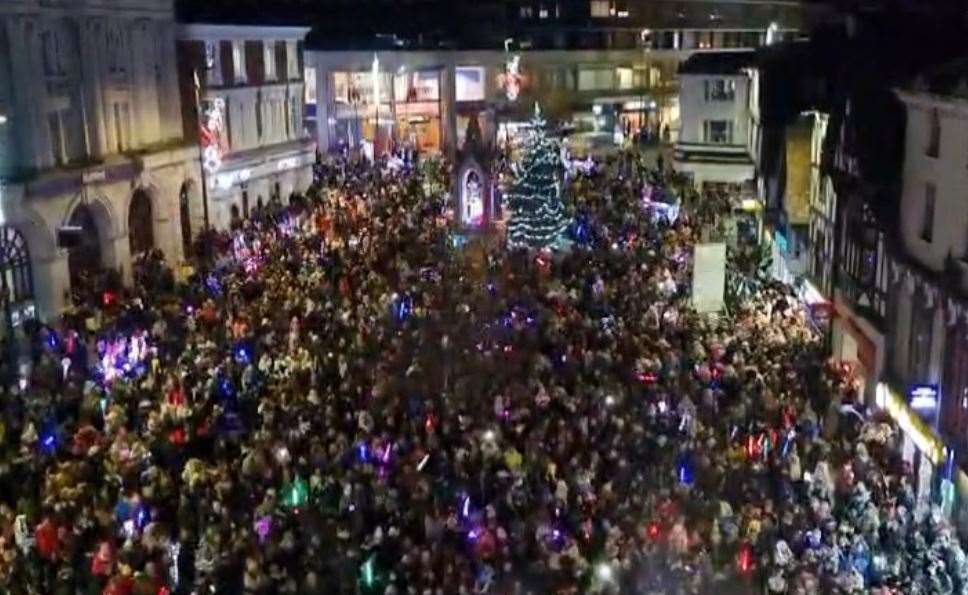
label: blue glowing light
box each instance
[677,455,694,486]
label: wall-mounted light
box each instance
[0,114,7,125]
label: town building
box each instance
[306,1,809,160]
[175,23,315,232]
[0,0,198,330]
[884,62,968,514]
[672,50,755,191]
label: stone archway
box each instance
[128,188,154,257]
[66,204,103,293]
[179,182,193,259]
[0,226,33,335]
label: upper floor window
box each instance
[520,5,534,18]
[456,66,486,102]
[703,120,734,144]
[204,41,222,86]
[927,108,940,158]
[578,68,613,91]
[590,1,627,17]
[921,182,936,243]
[105,24,128,79]
[616,67,633,90]
[232,41,247,83]
[204,41,217,70]
[286,41,299,80]
[704,79,736,102]
[264,41,277,81]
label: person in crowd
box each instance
[0,150,964,595]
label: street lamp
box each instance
[372,54,380,159]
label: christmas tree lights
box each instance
[506,105,569,249]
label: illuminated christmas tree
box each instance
[506,105,569,249]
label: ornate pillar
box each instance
[81,17,108,157]
[6,16,51,169]
[440,55,458,158]
[158,21,182,142]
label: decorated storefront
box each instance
[876,383,958,515]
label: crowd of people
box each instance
[0,151,965,595]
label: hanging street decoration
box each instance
[200,98,227,174]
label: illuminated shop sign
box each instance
[909,384,939,411]
[876,383,946,465]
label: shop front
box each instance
[876,382,954,514]
[327,67,444,157]
[208,146,315,230]
[832,296,884,402]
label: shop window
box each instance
[921,183,936,243]
[456,67,486,102]
[704,79,736,102]
[703,120,733,144]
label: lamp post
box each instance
[192,69,212,231]
[372,54,380,159]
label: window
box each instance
[456,66,486,102]
[286,41,298,80]
[616,67,633,90]
[204,41,217,70]
[47,112,65,165]
[112,102,131,152]
[590,0,610,17]
[520,5,534,18]
[590,0,627,17]
[908,294,934,381]
[204,41,221,86]
[263,41,276,81]
[703,120,734,144]
[927,108,940,158]
[704,79,736,102]
[539,4,549,18]
[233,41,247,83]
[921,183,936,242]
[578,68,613,91]
[0,226,33,309]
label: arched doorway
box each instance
[179,183,193,259]
[128,189,154,257]
[67,204,103,294]
[0,226,33,335]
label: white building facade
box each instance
[0,0,199,328]
[176,25,315,232]
[889,86,968,463]
[672,50,755,190]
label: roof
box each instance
[177,23,311,41]
[678,50,757,75]
[908,57,968,99]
